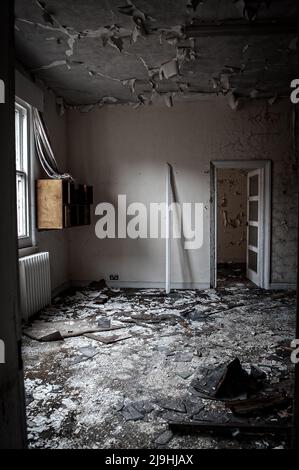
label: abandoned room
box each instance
[0,0,299,452]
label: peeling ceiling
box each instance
[15,0,298,108]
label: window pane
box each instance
[15,101,30,242]
[249,225,258,247]
[248,250,258,273]
[15,108,21,171]
[249,200,258,221]
[22,107,28,169]
[249,175,259,197]
[16,173,27,238]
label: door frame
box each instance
[210,160,271,289]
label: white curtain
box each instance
[33,108,73,181]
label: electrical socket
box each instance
[109,274,119,281]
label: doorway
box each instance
[210,161,271,289]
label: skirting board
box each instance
[71,280,210,290]
[52,281,296,296]
[269,283,296,290]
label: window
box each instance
[15,100,33,247]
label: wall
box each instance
[0,1,27,449]
[217,169,248,264]
[35,89,69,293]
[66,97,297,287]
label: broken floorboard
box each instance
[169,421,292,438]
[23,320,127,342]
[225,394,291,415]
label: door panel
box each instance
[249,200,259,221]
[249,225,258,247]
[248,249,258,273]
[247,169,262,286]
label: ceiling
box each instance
[15,0,298,109]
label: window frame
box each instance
[15,97,35,249]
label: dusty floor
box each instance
[22,267,296,449]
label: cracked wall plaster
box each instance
[217,169,248,264]
[272,160,298,284]
[64,98,297,286]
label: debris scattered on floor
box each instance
[22,267,296,449]
[121,404,145,421]
[156,398,186,413]
[190,357,265,400]
[84,333,132,344]
[155,429,173,446]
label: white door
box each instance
[246,169,263,286]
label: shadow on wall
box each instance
[169,164,193,283]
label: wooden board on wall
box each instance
[37,179,63,230]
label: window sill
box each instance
[18,245,39,259]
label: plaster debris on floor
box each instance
[22,268,296,449]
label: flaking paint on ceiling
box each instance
[15,0,297,109]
